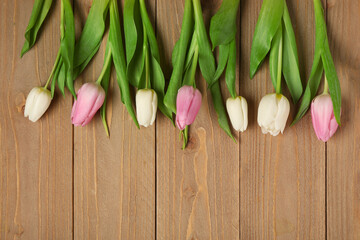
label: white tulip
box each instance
[257,93,290,136]
[24,87,52,122]
[226,96,248,132]
[136,89,158,127]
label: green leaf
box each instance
[210,81,235,141]
[21,0,52,57]
[60,0,76,97]
[100,45,112,137]
[282,3,303,103]
[73,0,109,76]
[57,62,66,95]
[269,24,283,90]
[150,55,173,120]
[250,0,284,78]
[292,0,341,125]
[124,0,145,88]
[213,44,230,82]
[192,0,216,85]
[51,62,61,98]
[291,54,323,125]
[209,0,240,49]
[164,0,194,113]
[225,39,237,98]
[109,0,139,128]
[124,0,142,65]
[322,42,341,124]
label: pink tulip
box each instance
[311,94,339,142]
[176,85,202,130]
[71,83,105,126]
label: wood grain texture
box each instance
[0,0,73,239]
[326,0,360,239]
[239,0,325,239]
[1,0,360,239]
[73,0,155,239]
[156,0,240,239]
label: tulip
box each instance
[24,87,52,122]
[176,85,202,130]
[226,96,248,132]
[311,93,339,142]
[71,82,105,126]
[136,89,158,127]
[257,93,290,136]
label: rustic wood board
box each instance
[0,1,73,239]
[0,0,359,239]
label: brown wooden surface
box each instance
[0,0,359,239]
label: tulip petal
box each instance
[185,88,202,126]
[275,95,290,134]
[71,83,101,125]
[136,89,158,127]
[241,97,248,132]
[29,90,52,122]
[24,87,40,118]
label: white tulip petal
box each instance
[258,93,290,136]
[24,87,40,118]
[29,90,52,122]
[275,96,290,133]
[136,89,158,127]
[258,94,277,127]
[150,91,158,126]
[24,87,52,122]
[226,97,248,132]
[240,97,248,132]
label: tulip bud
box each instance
[176,85,202,130]
[71,83,105,126]
[311,93,339,142]
[136,89,158,127]
[226,96,248,132]
[24,87,52,122]
[257,93,290,136]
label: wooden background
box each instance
[1,0,359,239]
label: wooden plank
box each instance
[326,0,360,239]
[156,0,240,239]
[239,0,325,239]
[73,0,156,239]
[0,0,73,239]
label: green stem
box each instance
[44,49,61,89]
[143,24,150,89]
[192,0,202,26]
[60,0,65,39]
[323,75,329,94]
[181,126,189,150]
[276,32,283,94]
[184,44,199,87]
[96,50,112,85]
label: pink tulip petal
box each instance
[185,89,202,125]
[81,93,105,126]
[175,86,202,130]
[71,83,105,126]
[311,94,339,142]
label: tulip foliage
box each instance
[292,0,341,125]
[250,0,303,104]
[21,0,342,146]
[124,0,172,121]
[164,0,235,148]
[21,0,52,57]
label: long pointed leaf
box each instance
[109,0,139,128]
[209,0,240,49]
[250,0,284,78]
[282,3,303,103]
[164,0,194,113]
[21,0,52,57]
